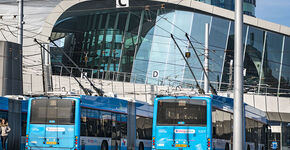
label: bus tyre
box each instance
[225,143,229,150]
[101,141,108,150]
[247,145,250,150]
[261,146,264,150]
[139,142,144,150]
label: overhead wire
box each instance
[0,22,50,41]
[1,3,227,55]
[55,3,221,76]
[130,6,224,71]
[0,28,8,41]
[0,0,244,55]
[1,2,285,82]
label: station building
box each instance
[0,0,290,149]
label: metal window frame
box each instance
[117,12,131,72]
[277,35,286,96]
[257,31,267,94]
[218,21,231,91]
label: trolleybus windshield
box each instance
[157,99,207,126]
[30,99,75,125]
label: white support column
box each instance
[18,0,23,48]
[204,23,209,93]
[233,0,244,149]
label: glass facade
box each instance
[196,0,256,16]
[50,0,290,96]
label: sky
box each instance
[255,0,290,27]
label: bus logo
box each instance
[31,128,39,131]
[174,129,195,134]
[46,127,65,132]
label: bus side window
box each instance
[136,116,144,139]
[87,109,99,137]
[146,118,153,140]
[212,108,217,138]
[22,113,27,136]
[100,111,112,138]
[115,113,121,138]
[121,114,127,139]
[216,110,224,139]
[81,108,88,136]
[223,112,231,140]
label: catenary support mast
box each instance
[233,0,244,150]
[204,23,209,93]
[18,0,23,47]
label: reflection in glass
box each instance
[208,17,230,88]
[260,32,283,94]
[279,36,290,96]
[49,1,289,95]
[243,27,266,91]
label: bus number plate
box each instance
[175,144,187,147]
[46,141,57,145]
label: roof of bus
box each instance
[211,95,267,123]
[29,95,153,116]
[155,95,267,124]
[135,100,153,118]
[0,96,28,112]
[81,96,153,117]
[0,97,8,111]
[80,95,128,114]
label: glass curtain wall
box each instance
[280,37,290,96]
[50,0,290,96]
[195,0,256,16]
[243,27,266,92]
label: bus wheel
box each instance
[247,145,250,150]
[225,143,229,150]
[261,146,264,150]
[101,141,108,150]
[139,142,144,150]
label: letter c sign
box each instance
[116,0,129,8]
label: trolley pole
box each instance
[233,0,244,150]
[18,0,23,48]
[204,23,209,93]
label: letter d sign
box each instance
[116,0,129,8]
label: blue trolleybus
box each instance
[0,96,28,150]
[25,95,153,150]
[152,95,268,150]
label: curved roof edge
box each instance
[39,0,290,42]
[170,0,290,35]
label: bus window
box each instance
[87,109,99,137]
[136,116,152,140]
[100,111,112,137]
[81,108,88,136]
[157,99,207,126]
[223,112,231,139]
[212,108,217,138]
[121,114,127,138]
[21,113,27,136]
[30,99,75,125]
[215,110,224,139]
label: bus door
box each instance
[28,99,76,149]
[112,113,121,150]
